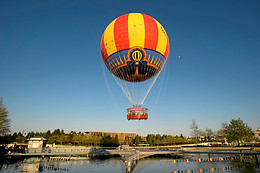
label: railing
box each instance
[25,147,92,154]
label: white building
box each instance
[254,128,260,140]
[27,137,46,149]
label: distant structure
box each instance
[85,131,137,144]
[255,128,260,140]
[27,137,47,152]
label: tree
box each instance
[223,118,253,145]
[87,135,101,146]
[0,97,11,135]
[133,135,142,146]
[114,134,119,145]
[77,133,86,145]
[65,133,73,144]
[44,130,52,140]
[204,128,214,142]
[47,136,55,144]
[15,132,26,143]
[52,129,61,136]
[190,120,201,139]
[147,134,155,146]
[100,135,119,147]
[58,134,66,144]
[215,123,228,144]
[26,131,35,139]
[124,136,130,145]
[72,133,80,145]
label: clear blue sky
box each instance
[1,0,259,136]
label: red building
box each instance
[85,131,137,144]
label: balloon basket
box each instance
[127,107,148,120]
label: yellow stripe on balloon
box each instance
[113,60,117,67]
[156,60,159,66]
[150,57,154,64]
[153,58,157,64]
[155,20,168,56]
[158,61,162,67]
[103,19,117,57]
[116,58,120,65]
[128,13,145,48]
[119,56,123,64]
[110,62,113,68]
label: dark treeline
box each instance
[1,119,256,147]
[146,134,197,146]
[0,129,118,147]
[0,129,197,147]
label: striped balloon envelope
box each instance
[101,13,170,82]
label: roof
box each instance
[85,131,136,135]
[27,137,46,141]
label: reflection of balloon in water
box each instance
[101,13,170,120]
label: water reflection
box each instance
[23,163,40,172]
[134,159,260,173]
[22,163,70,172]
[0,155,259,173]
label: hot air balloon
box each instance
[101,13,169,120]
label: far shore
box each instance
[43,144,260,152]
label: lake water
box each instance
[1,155,260,173]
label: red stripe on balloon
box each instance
[164,36,170,59]
[114,13,129,51]
[142,13,158,50]
[100,34,108,61]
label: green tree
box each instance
[0,97,11,135]
[64,133,72,144]
[78,133,86,145]
[223,118,253,145]
[87,135,101,146]
[133,135,142,146]
[44,130,52,140]
[26,131,35,138]
[72,133,80,145]
[100,135,119,147]
[124,136,130,145]
[47,136,55,144]
[58,134,66,144]
[147,134,155,146]
[154,134,161,145]
[52,129,61,136]
[115,134,119,145]
[161,135,167,145]
[15,132,26,143]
